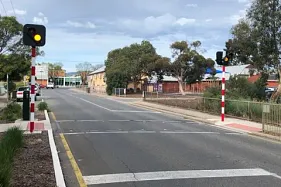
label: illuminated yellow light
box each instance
[34,34,41,42]
[224,57,229,61]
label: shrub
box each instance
[37,101,48,111]
[0,103,22,122]
[203,86,221,98]
[0,127,23,187]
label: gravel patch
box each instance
[10,131,56,187]
[35,111,46,121]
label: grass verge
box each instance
[0,127,23,187]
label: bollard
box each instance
[22,90,30,120]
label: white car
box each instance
[46,82,54,89]
[16,86,37,102]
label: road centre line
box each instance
[68,93,161,113]
[83,168,278,185]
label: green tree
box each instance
[105,40,161,93]
[0,16,44,81]
[169,41,215,95]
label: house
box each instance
[146,75,179,93]
[248,73,279,89]
[88,66,106,93]
[185,64,256,93]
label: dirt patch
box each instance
[35,111,46,121]
[10,131,56,187]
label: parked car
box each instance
[16,86,37,102]
[39,84,46,89]
[35,84,41,96]
[46,82,54,89]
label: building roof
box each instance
[203,64,253,81]
[148,75,178,83]
[89,66,106,75]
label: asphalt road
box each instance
[44,88,281,187]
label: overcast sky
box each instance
[1,0,251,72]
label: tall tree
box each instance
[169,41,214,95]
[0,16,44,81]
[227,0,281,101]
[76,62,93,85]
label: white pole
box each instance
[6,73,8,102]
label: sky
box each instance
[1,0,252,72]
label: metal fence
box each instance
[144,92,281,138]
[114,88,126,97]
[262,103,281,138]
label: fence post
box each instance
[203,97,205,112]
[248,101,250,120]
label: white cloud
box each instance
[118,13,196,35]
[7,9,26,15]
[205,19,212,22]
[32,12,48,24]
[228,9,247,24]
[185,3,198,7]
[38,12,44,16]
[175,18,196,26]
[33,17,48,24]
[66,20,96,29]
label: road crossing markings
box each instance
[82,168,278,185]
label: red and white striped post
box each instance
[30,46,36,132]
[221,65,226,122]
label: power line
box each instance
[9,0,16,17]
[37,58,104,64]
[0,0,7,16]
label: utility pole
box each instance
[6,73,9,102]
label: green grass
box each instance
[0,127,23,187]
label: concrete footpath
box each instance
[0,110,51,133]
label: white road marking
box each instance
[83,168,275,185]
[108,120,131,122]
[56,120,75,122]
[80,120,104,122]
[63,131,234,135]
[112,110,161,113]
[79,97,113,111]
[130,130,156,133]
[224,132,246,135]
[86,131,129,134]
[68,93,161,113]
[160,131,220,134]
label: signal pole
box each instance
[23,23,46,133]
[221,65,225,122]
[30,46,36,132]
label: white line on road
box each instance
[62,131,228,135]
[83,168,275,185]
[79,97,113,111]
[68,93,161,113]
[160,131,220,134]
[111,110,161,113]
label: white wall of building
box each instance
[35,64,49,79]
